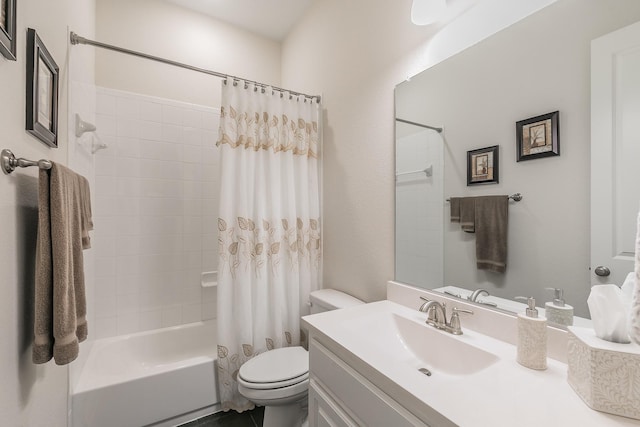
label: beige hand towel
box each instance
[474,195,508,273]
[79,175,93,249]
[33,163,92,365]
[450,197,461,223]
[459,197,476,233]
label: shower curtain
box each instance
[215,79,321,411]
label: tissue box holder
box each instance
[567,326,640,420]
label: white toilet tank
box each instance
[309,289,364,314]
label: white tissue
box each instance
[622,272,635,300]
[587,284,631,344]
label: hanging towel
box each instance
[630,207,640,345]
[474,195,509,273]
[79,174,93,249]
[450,197,461,223]
[459,197,476,233]
[33,163,93,365]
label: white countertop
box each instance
[303,300,640,427]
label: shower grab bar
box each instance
[396,165,433,178]
[1,149,52,175]
[445,193,523,202]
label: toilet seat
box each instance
[238,347,310,403]
[238,347,309,390]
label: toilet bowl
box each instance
[238,346,309,427]
[237,289,364,427]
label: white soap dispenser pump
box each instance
[515,296,547,370]
[544,287,574,326]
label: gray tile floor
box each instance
[179,407,264,427]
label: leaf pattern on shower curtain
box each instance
[218,103,318,158]
[216,79,321,412]
[218,216,321,278]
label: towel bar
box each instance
[1,149,52,175]
[446,193,523,202]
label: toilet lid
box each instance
[238,346,308,384]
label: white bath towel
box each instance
[631,206,640,345]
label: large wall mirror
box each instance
[395,0,640,324]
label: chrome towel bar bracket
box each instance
[1,149,52,175]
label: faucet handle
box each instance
[449,307,474,335]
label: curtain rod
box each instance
[395,118,443,133]
[69,32,321,102]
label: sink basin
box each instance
[391,314,499,376]
[343,310,499,376]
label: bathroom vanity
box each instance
[302,283,640,427]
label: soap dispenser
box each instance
[515,297,547,370]
[544,287,574,326]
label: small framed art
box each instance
[516,111,559,161]
[467,145,499,186]
[0,0,16,60]
[26,28,59,148]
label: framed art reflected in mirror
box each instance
[516,111,560,161]
[467,145,499,185]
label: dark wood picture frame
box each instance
[0,0,17,60]
[516,111,559,161]
[467,145,499,186]
[26,28,59,148]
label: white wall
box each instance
[95,0,282,108]
[0,0,95,425]
[282,0,556,302]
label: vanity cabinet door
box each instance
[309,379,358,427]
[309,338,429,427]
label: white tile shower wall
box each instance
[395,129,444,288]
[92,86,220,338]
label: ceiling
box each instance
[165,0,314,41]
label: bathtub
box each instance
[72,320,219,427]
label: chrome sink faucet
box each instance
[467,289,498,308]
[468,288,489,302]
[419,297,473,335]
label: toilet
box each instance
[237,289,364,427]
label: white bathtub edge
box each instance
[146,403,222,427]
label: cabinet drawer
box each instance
[309,339,428,427]
[309,379,358,427]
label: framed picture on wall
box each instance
[467,145,499,185]
[0,0,16,60]
[26,28,59,148]
[516,111,559,161]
